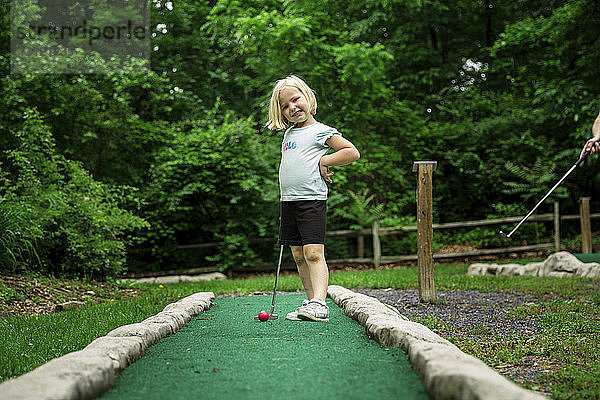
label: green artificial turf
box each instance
[100,294,429,400]
[572,253,600,263]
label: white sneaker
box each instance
[297,299,329,322]
[285,299,309,321]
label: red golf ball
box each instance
[258,311,269,321]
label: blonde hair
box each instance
[267,75,318,130]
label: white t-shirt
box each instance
[279,122,340,201]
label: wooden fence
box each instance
[148,199,597,275]
[125,158,597,278]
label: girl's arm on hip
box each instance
[321,134,360,167]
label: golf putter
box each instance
[255,244,284,320]
[499,140,599,240]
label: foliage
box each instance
[332,189,385,230]
[0,192,41,271]
[0,0,599,273]
[503,158,568,203]
[0,109,148,277]
[0,70,194,186]
[140,110,280,272]
[0,281,25,303]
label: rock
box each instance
[467,251,600,279]
[0,350,115,400]
[85,336,146,371]
[130,277,157,284]
[575,264,600,278]
[106,323,163,348]
[178,272,227,282]
[466,263,488,275]
[485,264,501,275]
[523,262,543,275]
[121,272,227,285]
[540,252,581,275]
[152,276,181,284]
[547,271,571,278]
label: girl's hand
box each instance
[319,158,334,183]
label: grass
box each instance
[1,263,599,399]
[445,295,600,398]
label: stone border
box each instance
[0,292,215,400]
[468,251,600,278]
[121,272,227,284]
[327,285,547,400]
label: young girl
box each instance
[267,75,360,322]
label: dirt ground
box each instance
[0,274,140,316]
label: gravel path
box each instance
[354,288,557,393]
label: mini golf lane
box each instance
[99,294,429,400]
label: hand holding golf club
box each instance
[501,110,600,240]
[579,110,600,160]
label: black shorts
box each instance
[278,200,327,246]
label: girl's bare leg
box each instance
[301,244,329,301]
[290,245,313,300]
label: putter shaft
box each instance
[501,149,591,239]
[255,245,284,321]
[269,245,284,315]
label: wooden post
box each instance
[372,219,381,268]
[554,201,560,251]
[413,161,437,303]
[580,197,592,253]
[357,235,364,259]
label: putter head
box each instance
[498,230,511,241]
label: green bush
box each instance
[0,108,148,277]
[138,111,280,273]
[0,185,42,270]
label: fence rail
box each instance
[174,209,595,273]
[175,213,599,249]
[124,201,597,277]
